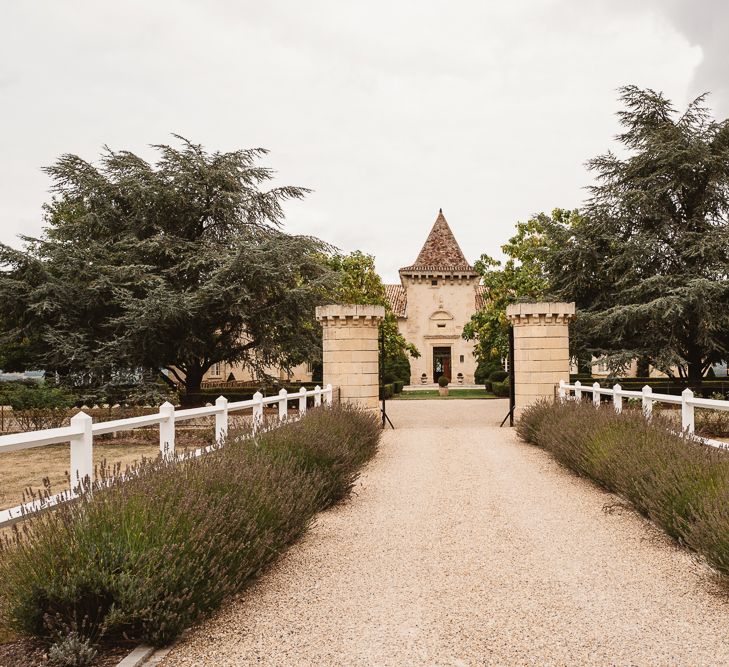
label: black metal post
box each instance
[500,324,516,428]
[509,324,515,426]
[379,324,394,429]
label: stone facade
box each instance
[506,302,575,408]
[315,304,385,409]
[385,210,484,386]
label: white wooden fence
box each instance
[0,385,333,528]
[558,380,729,449]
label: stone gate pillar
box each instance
[506,302,575,408]
[315,305,385,410]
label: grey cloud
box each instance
[0,1,709,282]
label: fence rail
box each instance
[0,385,333,528]
[558,380,729,450]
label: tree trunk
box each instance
[686,347,704,387]
[184,365,205,395]
[636,355,650,377]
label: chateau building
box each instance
[200,209,483,388]
[385,210,484,386]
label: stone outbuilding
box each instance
[385,210,484,386]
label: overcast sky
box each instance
[1,1,725,282]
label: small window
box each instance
[210,362,221,376]
[437,323,446,328]
[431,279,438,286]
[460,355,464,363]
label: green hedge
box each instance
[569,375,729,398]
[517,400,729,579]
[475,360,503,386]
[492,378,510,397]
[379,384,394,400]
[393,381,404,394]
[0,405,380,647]
[183,384,318,406]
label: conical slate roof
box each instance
[400,209,475,273]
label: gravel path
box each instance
[163,399,729,666]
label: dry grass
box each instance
[0,431,208,512]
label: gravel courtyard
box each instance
[163,399,729,666]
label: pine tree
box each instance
[0,137,335,393]
[547,87,729,381]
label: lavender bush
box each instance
[0,404,380,646]
[518,400,729,575]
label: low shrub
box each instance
[488,370,508,383]
[0,383,74,431]
[379,384,394,399]
[393,381,404,394]
[518,400,729,575]
[492,379,510,397]
[696,409,729,438]
[475,360,503,385]
[437,375,449,388]
[382,354,411,385]
[0,404,380,646]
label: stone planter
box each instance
[438,387,449,397]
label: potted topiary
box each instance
[438,375,449,397]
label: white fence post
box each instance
[314,385,322,407]
[592,382,601,408]
[278,388,288,422]
[324,383,333,406]
[70,411,93,494]
[215,395,228,443]
[574,380,582,401]
[159,401,175,457]
[253,391,264,434]
[681,388,695,434]
[613,383,622,414]
[642,385,653,419]
[299,388,307,417]
[558,380,566,402]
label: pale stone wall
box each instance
[202,360,312,384]
[315,304,385,410]
[506,302,575,408]
[397,275,479,385]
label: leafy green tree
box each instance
[0,137,336,393]
[546,87,729,382]
[326,250,419,364]
[463,209,579,362]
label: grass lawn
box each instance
[392,389,499,400]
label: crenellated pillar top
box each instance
[315,304,385,327]
[506,302,575,325]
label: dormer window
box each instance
[437,323,446,328]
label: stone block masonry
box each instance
[315,305,385,410]
[506,302,575,410]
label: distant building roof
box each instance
[384,284,407,317]
[475,284,487,310]
[400,209,476,274]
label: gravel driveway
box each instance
[163,399,729,666]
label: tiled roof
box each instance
[475,284,487,310]
[400,210,475,273]
[384,284,407,317]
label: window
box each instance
[460,355,464,363]
[431,279,438,286]
[437,323,446,328]
[210,362,221,376]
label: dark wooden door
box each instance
[433,347,452,383]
